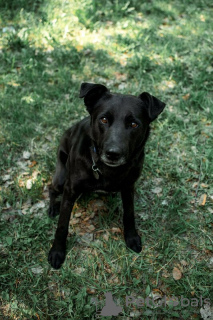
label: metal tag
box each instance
[92,165,100,180]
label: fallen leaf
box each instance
[200,14,205,22]
[23,151,31,160]
[162,269,170,278]
[172,267,182,280]
[201,183,208,188]
[208,257,213,269]
[151,187,162,194]
[86,288,96,294]
[161,200,168,205]
[74,210,82,218]
[180,260,188,267]
[7,81,20,87]
[28,160,37,168]
[182,93,190,100]
[166,296,179,307]
[192,182,198,188]
[206,66,213,73]
[2,175,11,182]
[70,218,80,225]
[114,72,127,81]
[199,194,207,206]
[83,216,90,222]
[89,199,106,212]
[32,170,39,179]
[103,232,109,241]
[200,303,213,320]
[78,233,94,244]
[130,311,142,318]
[21,201,31,215]
[108,275,120,284]
[74,267,85,274]
[31,266,44,274]
[26,179,33,189]
[30,201,45,213]
[87,224,95,232]
[111,227,122,234]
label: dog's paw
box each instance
[125,232,142,253]
[48,246,66,269]
[48,203,60,218]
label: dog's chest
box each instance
[89,170,131,193]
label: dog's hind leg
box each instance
[48,148,68,217]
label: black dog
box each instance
[48,83,166,269]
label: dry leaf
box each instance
[161,200,168,205]
[87,224,95,232]
[83,216,90,222]
[26,179,33,190]
[32,171,39,179]
[2,175,11,182]
[199,194,207,206]
[182,93,190,100]
[162,269,170,278]
[21,200,31,214]
[86,288,96,294]
[74,267,85,274]
[23,151,31,160]
[200,304,213,320]
[103,233,109,241]
[201,183,208,188]
[74,210,82,218]
[180,260,188,267]
[209,195,213,203]
[31,266,44,274]
[28,160,37,168]
[89,199,106,212]
[108,275,120,284]
[111,227,122,233]
[30,201,45,213]
[172,267,182,280]
[151,187,162,194]
[70,218,80,225]
[166,296,179,307]
[192,182,198,188]
[200,14,205,22]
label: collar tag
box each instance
[91,146,102,179]
[92,164,100,180]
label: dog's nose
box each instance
[105,148,121,161]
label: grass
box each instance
[0,0,213,319]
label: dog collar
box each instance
[91,146,102,179]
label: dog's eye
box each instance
[131,122,138,128]
[100,117,108,124]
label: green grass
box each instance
[0,0,213,319]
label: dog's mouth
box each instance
[101,155,126,168]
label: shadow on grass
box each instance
[0,0,46,17]
[0,44,120,163]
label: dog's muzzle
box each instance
[101,147,126,167]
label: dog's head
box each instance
[80,83,165,167]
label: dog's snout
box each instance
[105,148,121,161]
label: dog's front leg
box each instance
[48,180,77,269]
[121,185,142,253]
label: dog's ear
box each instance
[139,92,166,122]
[79,83,109,113]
